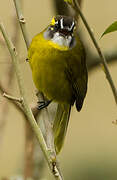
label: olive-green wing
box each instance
[66,55,88,111]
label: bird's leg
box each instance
[37,100,52,110]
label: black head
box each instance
[44,15,76,48]
[50,15,76,36]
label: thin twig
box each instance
[0,82,39,118]
[3,92,23,103]
[13,0,30,49]
[0,22,63,180]
[69,0,117,105]
[0,83,26,116]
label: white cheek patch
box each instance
[60,18,64,29]
[52,32,74,48]
[68,21,75,31]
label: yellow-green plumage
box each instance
[28,16,88,153]
[28,31,87,105]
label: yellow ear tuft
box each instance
[51,16,56,26]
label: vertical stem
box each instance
[13,0,30,49]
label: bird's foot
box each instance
[37,100,52,110]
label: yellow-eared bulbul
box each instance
[28,15,88,154]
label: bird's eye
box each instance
[49,24,58,31]
[50,26,54,31]
[49,25,54,31]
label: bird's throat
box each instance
[44,31,76,49]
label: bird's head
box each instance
[44,15,76,48]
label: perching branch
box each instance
[0,21,63,180]
[0,82,40,119]
[67,0,117,105]
[0,83,26,121]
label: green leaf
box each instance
[101,21,117,38]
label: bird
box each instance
[28,15,88,154]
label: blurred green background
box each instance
[0,0,117,179]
